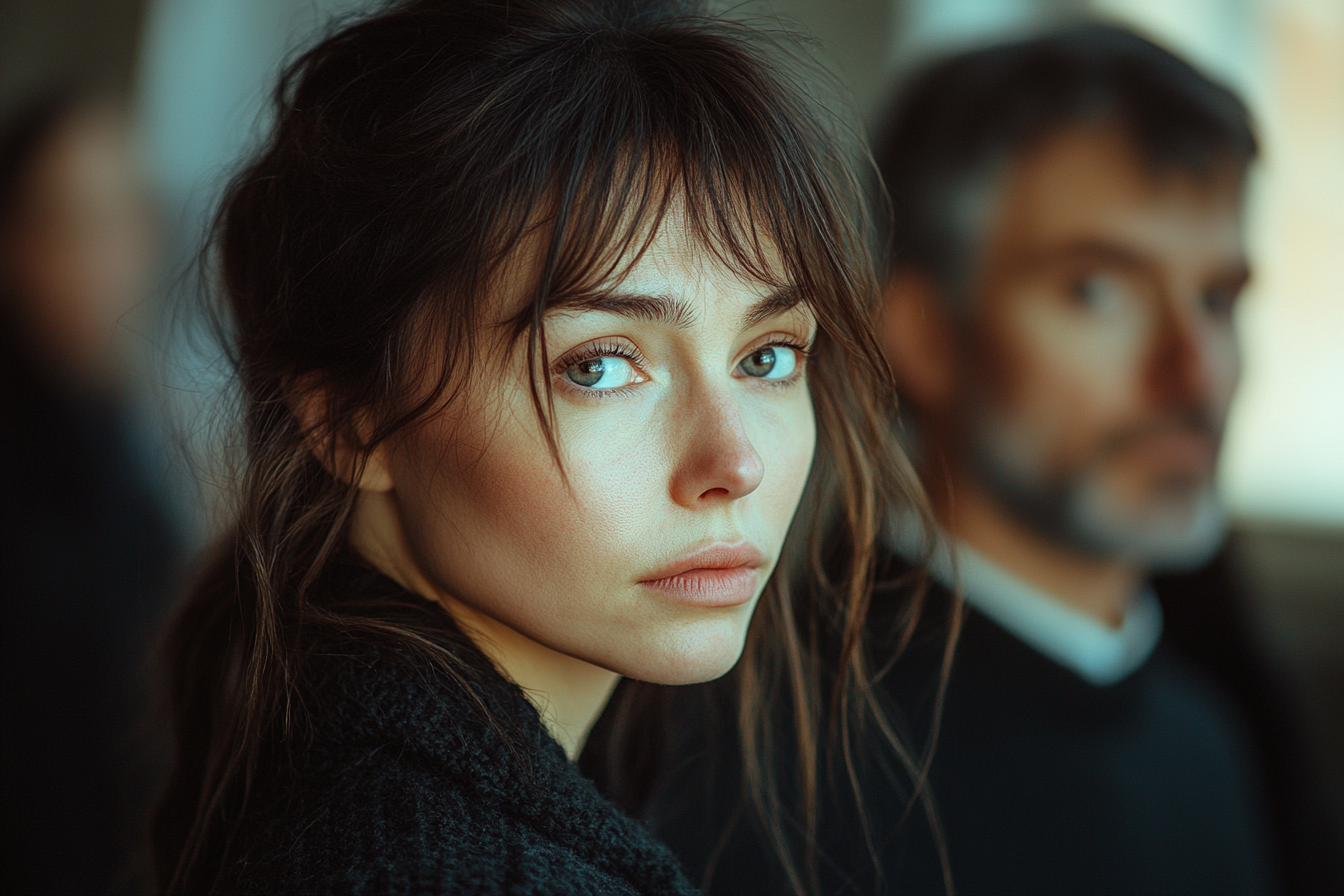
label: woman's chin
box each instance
[605,619,751,686]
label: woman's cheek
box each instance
[705,390,812,556]
[441,397,659,576]
[394,403,562,556]
[558,424,669,535]
[781,412,817,518]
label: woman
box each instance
[153,1,933,893]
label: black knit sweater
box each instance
[215,564,695,895]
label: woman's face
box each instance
[379,216,817,685]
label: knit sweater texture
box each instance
[217,564,695,896]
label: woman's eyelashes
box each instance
[565,355,642,390]
[736,341,806,382]
[555,340,648,395]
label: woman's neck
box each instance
[350,489,620,759]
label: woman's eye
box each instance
[737,346,799,380]
[564,355,639,390]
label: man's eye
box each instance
[564,356,638,390]
[1202,285,1239,318]
[1072,273,1133,313]
[737,346,800,380]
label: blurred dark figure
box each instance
[1151,550,1344,895]
[590,23,1339,895]
[0,90,182,894]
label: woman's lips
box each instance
[638,542,766,608]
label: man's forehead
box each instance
[989,122,1247,268]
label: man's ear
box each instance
[289,378,395,493]
[876,268,958,414]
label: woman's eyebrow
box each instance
[549,287,801,329]
[552,292,699,328]
[742,287,802,327]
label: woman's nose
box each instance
[668,392,765,508]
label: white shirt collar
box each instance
[890,517,1163,687]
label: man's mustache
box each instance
[1096,409,1222,460]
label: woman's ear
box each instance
[876,269,957,414]
[289,378,395,493]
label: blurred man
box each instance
[864,21,1270,895]
[869,22,1341,896]
[604,24,1304,896]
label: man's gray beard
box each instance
[963,410,1229,573]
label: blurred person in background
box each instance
[869,22,1341,896]
[609,22,1340,896]
[0,89,183,894]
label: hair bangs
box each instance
[471,27,887,463]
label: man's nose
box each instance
[668,389,765,508]
[1146,301,1223,409]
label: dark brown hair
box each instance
[153,1,945,892]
